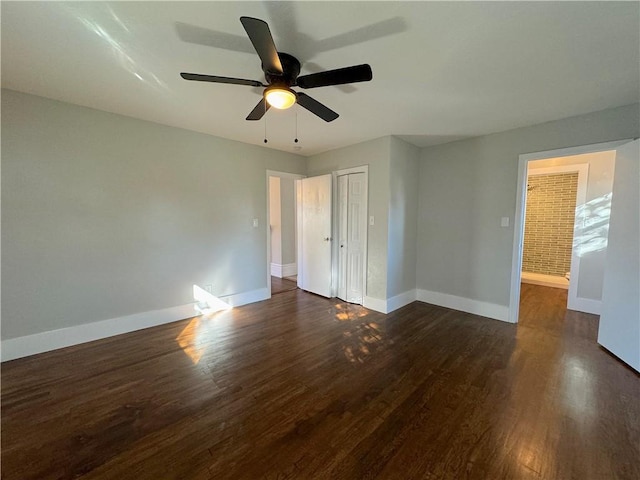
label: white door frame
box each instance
[266,170,305,298]
[508,139,631,324]
[332,165,369,301]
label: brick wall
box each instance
[523,173,578,276]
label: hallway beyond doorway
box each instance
[271,276,297,295]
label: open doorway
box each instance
[509,140,628,324]
[519,151,615,319]
[266,171,304,296]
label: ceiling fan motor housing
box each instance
[264,52,301,86]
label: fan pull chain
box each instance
[294,106,299,144]
[263,100,268,144]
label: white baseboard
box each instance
[363,289,417,314]
[386,289,417,313]
[521,271,569,289]
[1,287,271,362]
[568,296,601,315]
[416,289,511,323]
[1,303,198,362]
[270,263,297,278]
[220,287,270,307]
[270,263,280,277]
[282,263,297,278]
[363,296,388,314]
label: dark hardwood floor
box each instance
[2,284,638,479]
[271,276,298,295]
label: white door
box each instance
[598,139,640,372]
[337,175,349,300]
[337,172,368,304]
[299,174,332,297]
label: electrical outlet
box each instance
[205,284,213,293]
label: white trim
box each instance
[386,289,417,313]
[509,153,529,323]
[334,165,370,176]
[270,262,297,278]
[220,287,270,307]
[519,140,630,163]
[362,290,417,314]
[266,170,306,180]
[417,289,511,323]
[1,286,271,362]
[568,297,601,316]
[521,272,569,289]
[363,295,388,314]
[509,139,633,324]
[1,303,198,362]
[281,263,297,278]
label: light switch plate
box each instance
[369,216,375,226]
[501,217,510,227]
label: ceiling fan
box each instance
[180,17,373,122]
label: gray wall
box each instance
[4,88,637,343]
[388,137,419,297]
[417,104,639,307]
[307,136,391,300]
[279,177,296,266]
[2,89,305,339]
[528,151,616,301]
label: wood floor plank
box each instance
[271,276,298,295]
[2,284,639,479]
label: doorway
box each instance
[521,161,590,311]
[266,171,304,297]
[509,140,627,323]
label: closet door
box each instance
[337,172,368,304]
[337,175,349,300]
[345,173,367,303]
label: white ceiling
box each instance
[2,1,639,156]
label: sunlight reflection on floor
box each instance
[175,286,233,364]
[334,303,387,364]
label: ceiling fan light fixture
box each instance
[265,86,296,109]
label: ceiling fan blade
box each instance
[296,64,372,89]
[180,72,264,87]
[239,17,283,75]
[296,92,339,122]
[246,98,270,121]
